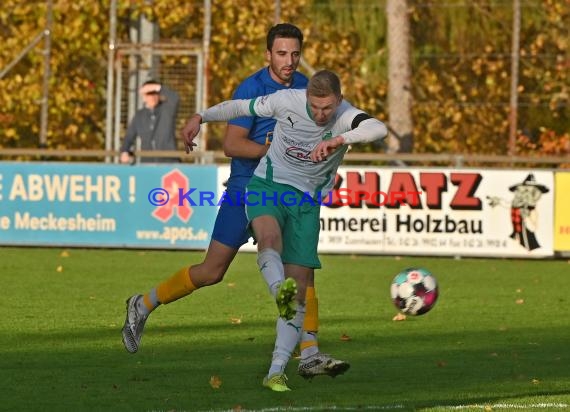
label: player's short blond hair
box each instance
[307,70,341,98]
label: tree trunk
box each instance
[387,0,413,154]
[508,0,521,156]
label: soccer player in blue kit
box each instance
[122,23,349,382]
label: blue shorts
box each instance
[211,189,250,249]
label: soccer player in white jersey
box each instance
[182,69,388,391]
[121,24,348,382]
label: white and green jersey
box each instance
[201,88,387,198]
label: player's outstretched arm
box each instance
[181,114,202,153]
[181,99,256,154]
[341,117,388,145]
[223,124,269,159]
[309,117,388,163]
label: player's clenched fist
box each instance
[310,135,345,163]
[181,114,202,153]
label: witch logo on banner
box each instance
[487,173,550,251]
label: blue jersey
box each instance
[226,67,308,191]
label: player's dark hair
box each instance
[267,23,304,51]
[307,70,342,98]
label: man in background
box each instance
[120,80,180,164]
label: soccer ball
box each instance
[390,268,439,316]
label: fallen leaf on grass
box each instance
[532,378,540,385]
[340,333,352,341]
[230,317,242,324]
[227,282,236,288]
[60,250,70,258]
[436,360,447,367]
[209,375,222,389]
[56,265,63,272]
[392,313,406,321]
[515,299,524,304]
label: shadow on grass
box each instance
[1,318,568,411]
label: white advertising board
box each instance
[319,167,554,257]
[217,165,554,258]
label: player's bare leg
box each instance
[122,240,238,353]
[186,240,239,287]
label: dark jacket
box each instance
[121,85,180,163]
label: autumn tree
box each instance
[0,0,567,161]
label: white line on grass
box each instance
[195,407,405,412]
[446,404,569,410]
[190,403,569,412]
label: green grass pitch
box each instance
[1,246,569,411]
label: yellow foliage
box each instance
[0,0,567,158]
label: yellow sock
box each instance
[300,286,319,353]
[299,286,319,359]
[306,285,316,301]
[155,267,197,305]
[303,286,319,332]
[300,338,318,352]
